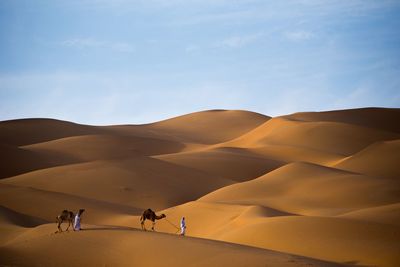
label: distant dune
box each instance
[1,108,399,267]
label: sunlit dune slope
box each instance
[199,162,400,216]
[334,139,400,179]
[130,201,295,237]
[248,144,343,166]
[143,109,270,144]
[0,222,345,267]
[221,117,399,156]
[131,200,400,267]
[338,203,400,226]
[217,215,400,267]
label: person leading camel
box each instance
[140,208,166,231]
[180,216,186,236]
[73,209,85,231]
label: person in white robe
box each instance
[74,209,85,231]
[180,216,186,236]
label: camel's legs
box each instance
[57,218,62,232]
[66,219,70,231]
[141,219,147,231]
[152,221,155,231]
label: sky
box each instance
[0,0,399,125]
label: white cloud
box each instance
[284,30,314,41]
[61,38,104,48]
[216,33,263,48]
[61,38,134,53]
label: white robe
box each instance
[180,218,186,235]
[74,214,81,231]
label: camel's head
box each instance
[79,209,85,216]
[161,214,166,218]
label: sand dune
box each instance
[248,143,343,166]
[1,156,233,211]
[0,222,346,267]
[135,200,400,267]
[0,110,268,177]
[334,139,400,179]
[338,203,400,226]
[216,215,400,267]
[144,109,270,144]
[136,201,295,237]
[283,107,400,134]
[0,118,98,146]
[98,110,268,147]
[1,108,399,267]
[23,134,185,161]
[200,162,400,216]
[0,205,47,228]
[0,205,48,245]
[155,147,285,182]
[0,183,140,225]
[222,117,400,156]
[0,143,77,179]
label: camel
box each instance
[140,208,166,231]
[56,210,74,233]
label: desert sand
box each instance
[1,108,399,267]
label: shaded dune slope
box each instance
[1,156,233,211]
[282,107,400,134]
[0,110,268,179]
[155,147,285,182]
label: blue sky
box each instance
[1,0,399,125]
